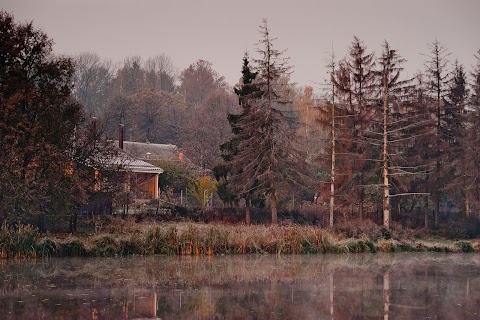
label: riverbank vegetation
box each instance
[1,217,478,259]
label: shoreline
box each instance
[2,221,478,259]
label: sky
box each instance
[2,0,480,88]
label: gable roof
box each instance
[114,141,180,162]
[99,149,164,174]
[121,156,164,174]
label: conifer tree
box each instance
[455,50,480,216]
[423,40,452,227]
[403,72,436,228]
[374,41,415,229]
[333,37,376,219]
[230,19,307,226]
[442,61,469,211]
[215,52,259,224]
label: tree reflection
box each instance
[384,270,390,320]
[0,254,479,319]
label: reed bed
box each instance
[1,221,478,259]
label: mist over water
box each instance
[1,254,479,319]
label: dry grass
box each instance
[2,218,478,259]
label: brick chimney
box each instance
[178,150,185,161]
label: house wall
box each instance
[135,173,159,199]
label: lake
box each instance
[0,254,479,319]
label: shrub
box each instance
[455,241,474,253]
[378,240,396,253]
[37,238,59,257]
[345,240,368,253]
[0,223,39,258]
[118,238,143,255]
[60,239,88,257]
[91,236,118,256]
[144,224,177,254]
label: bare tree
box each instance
[181,89,236,170]
[317,50,338,227]
[72,52,114,116]
[144,54,177,92]
[179,59,227,106]
[113,56,145,94]
[293,86,322,160]
[327,52,336,228]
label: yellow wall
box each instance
[136,173,159,199]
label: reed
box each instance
[2,221,478,259]
[0,223,39,258]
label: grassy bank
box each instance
[1,219,478,258]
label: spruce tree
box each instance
[333,37,376,219]
[423,40,452,227]
[230,19,307,226]
[374,41,416,229]
[454,51,480,216]
[442,61,469,210]
[215,52,259,224]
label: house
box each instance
[106,151,164,200]
[115,140,183,162]
[110,126,164,200]
[80,126,165,216]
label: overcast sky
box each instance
[3,0,480,88]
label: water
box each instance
[0,254,479,319]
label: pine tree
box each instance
[423,39,452,227]
[230,19,307,226]
[215,52,259,224]
[374,41,416,229]
[456,50,480,217]
[403,72,436,228]
[471,49,480,109]
[333,37,376,219]
[442,61,469,212]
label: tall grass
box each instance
[0,223,39,258]
[1,221,478,259]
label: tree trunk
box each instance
[329,176,334,228]
[383,151,390,229]
[330,92,335,228]
[435,88,441,228]
[383,74,390,230]
[271,193,278,226]
[478,197,480,219]
[245,199,251,225]
[72,213,78,233]
[465,194,469,218]
[360,176,365,220]
[424,193,429,229]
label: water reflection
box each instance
[0,254,479,319]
